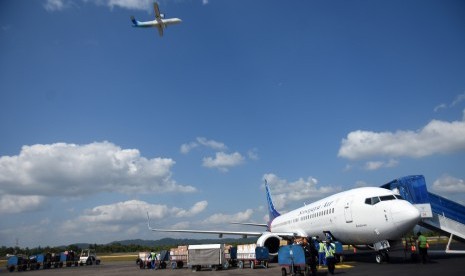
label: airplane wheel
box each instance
[281,267,287,276]
[375,253,383,264]
[383,252,390,263]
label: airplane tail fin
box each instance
[265,180,281,226]
[130,16,138,26]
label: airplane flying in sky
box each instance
[130,2,181,37]
[147,180,421,263]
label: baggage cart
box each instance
[278,244,312,276]
[188,244,229,271]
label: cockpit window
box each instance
[394,194,404,200]
[365,196,380,205]
[379,195,396,201]
[365,195,397,205]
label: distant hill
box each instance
[109,237,257,247]
[68,237,257,249]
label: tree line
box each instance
[0,243,175,257]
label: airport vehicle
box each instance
[187,244,229,271]
[79,249,101,265]
[136,252,151,269]
[64,251,79,267]
[130,2,181,37]
[6,255,29,272]
[237,244,269,269]
[147,179,421,263]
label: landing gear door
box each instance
[344,198,353,223]
[373,240,390,251]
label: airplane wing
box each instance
[157,25,163,37]
[146,212,296,238]
[154,2,162,20]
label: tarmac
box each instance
[2,243,465,275]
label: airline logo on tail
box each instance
[265,180,281,225]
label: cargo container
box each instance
[170,245,188,269]
[237,244,269,269]
[187,244,229,271]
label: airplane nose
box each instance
[391,201,421,233]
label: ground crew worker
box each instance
[324,240,336,275]
[318,239,326,267]
[149,251,157,269]
[302,237,318,276]
[417,231,429,264]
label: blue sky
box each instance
[1,0,465,248]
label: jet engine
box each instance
[256,233,281,255]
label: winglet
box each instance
[265,180,281,225]
[130,16,138,26]
[146,211,153,230]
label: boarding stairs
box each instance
[381,175,465,253]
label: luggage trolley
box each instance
[278,245,309,276]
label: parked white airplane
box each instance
[147,180,420,263]
[130,2,181,37]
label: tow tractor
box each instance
[79,249,101,265]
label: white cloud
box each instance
[452,92,465,107]
[338,117,465,160]
[364,159,398,171]
[60,199,207,233]
[44,0,67,11]
[196,137,227,151]
[202,152,244,172]
[434,103,447,112]
[173,200,208,217]
[180,142,198,154]
[85,0,152,10]
[44,0,165,12]
[180,137,227,154]
[262,173,341,210]
[203,209,253,224]
[0,195,46,214]
[432,175,465,194]
[0,142,195,213]
[247,148,259,160]
[434,92,465,112]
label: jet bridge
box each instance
[381,175,465,253]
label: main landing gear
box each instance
[375,250,390,264]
